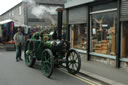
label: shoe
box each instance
[19,58,23,61]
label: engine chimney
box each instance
[56,8,64,40]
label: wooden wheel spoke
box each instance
[75,56,78,61]
[46,64,51,70]
[71,52,75,58]
[41,49,54,77]
[68,56,72,60]
[69,55,72,60]
[45,64,50,71]
[68,63,72,66]
[71,52,76,61]
[72,64,74,70]
[66,50,81,75]
[74,63,78,69]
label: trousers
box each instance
[16,43,22,60]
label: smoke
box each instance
[23,0,61,24]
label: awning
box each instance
[69,5,88,24]
[0,19,13,25]
[0,19,28,27]
[14,21,26,27]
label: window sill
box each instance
[72,49,128,63]
[90,52,116,59]
[120,58,128,63]
[72,48,87,54]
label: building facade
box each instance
[65,0,128,70]
[0,2,24,26]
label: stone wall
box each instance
[79,52,128,72]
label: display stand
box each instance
[95,17,104,42]
[95,17,105,53]
[101,40,108,54]
[95,40,108,54]
[110,16,116,56]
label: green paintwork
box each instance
[41,52,50,76]
[24,31,81,77]
[31,32,40,40]
[24,41,33,65]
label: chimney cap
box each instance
[56,8,64,12]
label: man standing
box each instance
[13,28,24,62]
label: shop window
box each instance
[71,24,87,50]
[90,11,117,55]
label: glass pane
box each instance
[71,24,87,50]
[90,11,117,55]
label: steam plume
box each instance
[23,0,61,24]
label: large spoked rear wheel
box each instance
[24,40,36,67]
[66,49,81,75]
[41,49,54,78]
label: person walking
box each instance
[13,28,24,62]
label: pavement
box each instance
[80,56,128,85]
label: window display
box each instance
[90,12,117,55]
[71,24,87,50]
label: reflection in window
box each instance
[71,24,87,50]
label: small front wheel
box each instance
[66,49,81,75]
[41,49,54,78]
[24,40,36,67]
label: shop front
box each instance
[0,20,15,42]
[0,19,27,50]
[68,5,88,52]
[89,1,117,58]
[65,0,128,69]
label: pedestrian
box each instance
[13,28,24,62]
